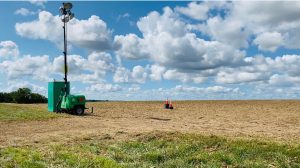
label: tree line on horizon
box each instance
[0,88,47,104]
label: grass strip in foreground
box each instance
[0,132,299,167]
[0,103,61,121]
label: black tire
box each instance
[74,106,84,115]
[61,109,68,113]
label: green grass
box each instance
[0,132,299,168]
[0,103,61,121]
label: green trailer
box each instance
[60,94,86,115]
[48,81,88,115]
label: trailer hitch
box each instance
[85,106,93,113]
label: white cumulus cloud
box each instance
[3,81,46,95]
[114,7,246,74]
[149,64,166,81]
[113,65,148,84]
[175,1,210,20]
[87,83,122,92]
[16,11,112,51]
[216,71,268,84]
[52,52,114,83]
[197,1,300,49]
[0,55,50,81]
[163,69,206,84]
[131,65,147,84]
[175,85,239,94]
[114,33,148,60]
[253,32,284,52]
[175,1,228,21]
[15,8,36,16]
[29,0,47,8]
[0,41,19,58]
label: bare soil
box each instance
[1,100,299,147]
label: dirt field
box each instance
[1,100,299,147]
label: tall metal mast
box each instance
[59,2,74,96]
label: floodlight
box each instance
[69,13,74,20]
[59,7,64,15]
[63,2,73,10]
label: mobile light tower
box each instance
[57,2,87,115]
[60,2,74,96]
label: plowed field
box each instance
[1,100,299,147]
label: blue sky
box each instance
[1,1,300,100]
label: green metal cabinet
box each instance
[48,81,70,112]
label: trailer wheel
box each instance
[74,106,84,115]
[61,109,68,113]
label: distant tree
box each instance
[5,93,13,102]
[0,88,47,104]
[11,88,32,103]
[0,93,5,102]
[29,93,47,103]
[0,92,13,103]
